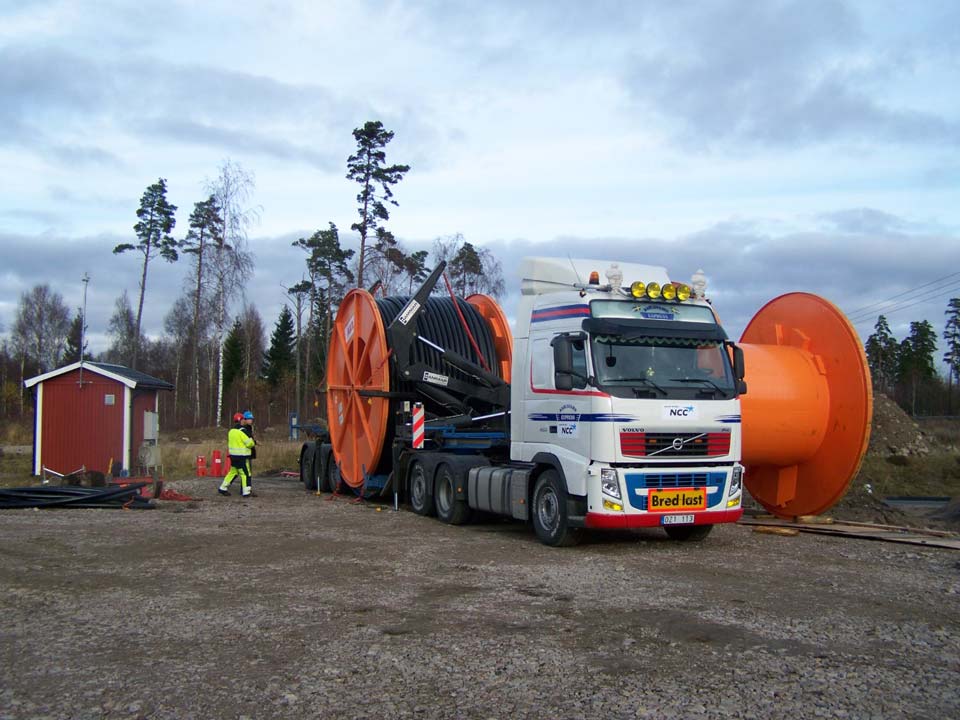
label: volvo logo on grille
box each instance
[672,437,684,450]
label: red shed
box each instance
[24,361,174,477]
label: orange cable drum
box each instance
[739,293,873,518]
[466,294,513,383]
[326,289,392,489]
[327,290,513,490]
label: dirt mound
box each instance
[867,393,931,458]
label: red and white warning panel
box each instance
[412,402,425,449]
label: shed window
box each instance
[104,394,115,406]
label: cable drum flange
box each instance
[326,289,510,489]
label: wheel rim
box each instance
[537,486,560,532]
[410,463,427,509]
[436,469,452,515]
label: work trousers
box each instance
[221,456,251,496]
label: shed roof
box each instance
[24,361,175,390]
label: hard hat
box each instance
[243,411,254,420]
[233,412,244,423]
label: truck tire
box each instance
[300,445,316,491]
[408,459,435,516]
[326,456,343,494]
[664,524,713,542]
[308,446,325,492]
[434,462,471,525]
[532,470,582,547]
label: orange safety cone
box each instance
[196,455,207,477]
[224,455,231,475]
[211,450,223,477]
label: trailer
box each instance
[300,257,872,546]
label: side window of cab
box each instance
[570,338,587,390]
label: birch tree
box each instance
[205,160,256,426]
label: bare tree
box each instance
[163,296,195,425]
[205,159,257,426]
[12,284,71,373]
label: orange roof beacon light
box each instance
[588,270,600,285]
[739,293,873,519]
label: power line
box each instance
[846,281,960,327]
[845,270,960,318]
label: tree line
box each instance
[1,121,504,431]
[865,298,960,416]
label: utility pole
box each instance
[79,272,90,387]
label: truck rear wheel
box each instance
[434,462,471,525]
[325,456,343,494]
[408,460,435,516]
[300,445,316,491]
[532,470,582,547]
[664,524,713,542]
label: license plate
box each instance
[648,488,706,513]
[662,514,695,525]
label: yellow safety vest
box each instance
[228,427,255,456]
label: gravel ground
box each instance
[1,476,958,720]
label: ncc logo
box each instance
[662,404,697,419]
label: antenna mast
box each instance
[79,273,90,386]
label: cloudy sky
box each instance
[2,0,958,367]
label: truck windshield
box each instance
[590,334,736,399]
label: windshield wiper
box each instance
[608,376,667,396]
[669,377,728,395]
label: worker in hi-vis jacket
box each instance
[219,413,256,498]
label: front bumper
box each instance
[584,507,743,529]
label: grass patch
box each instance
[853,452,960,498]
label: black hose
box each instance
[370,295,504,477]
[0,483,155,510]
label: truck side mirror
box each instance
[732,344,745,381]
[551,335,574,390]
[732,345,747,395]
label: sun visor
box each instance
[582,317,728,341]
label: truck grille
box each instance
[625,471,727,510]
[620,431,730,458]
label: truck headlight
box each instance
[728,466,743,496]
[600,468,621,499]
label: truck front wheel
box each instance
[434,462,471,525]
[408,460,435,516]
[664,524,713,541]
[532,470,582,547]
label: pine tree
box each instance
[346,121,410,287]
[943,298,960,413]
[113,178,178,369]
[222,319,245,390]
[864,315,900,396]
[261,306,296,388]
[898,320,937,416]
[64,309,87,364]
[180,195,223,425]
